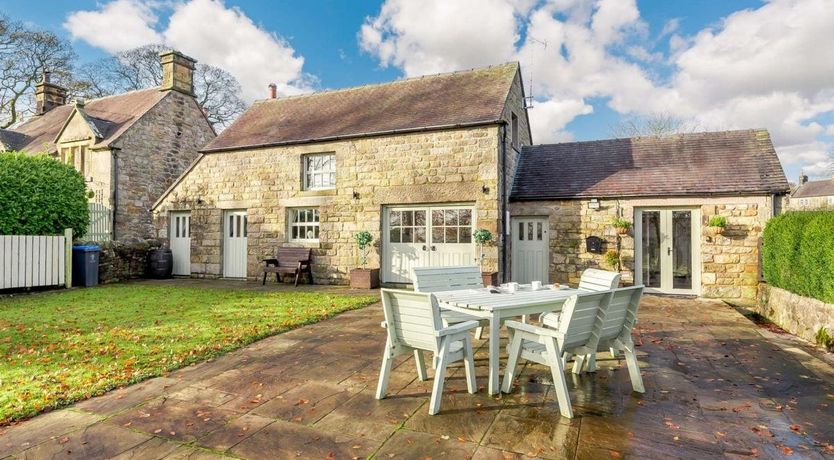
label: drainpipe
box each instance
[111,149,119,241]
[499,123,508,282]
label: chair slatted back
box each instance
[578,269,621,292]
[380,289,443,353]
[556,291,612,350]
[276,248,311,267]
[413,266,483,293]
[598,286,643,342]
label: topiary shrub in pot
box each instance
[350,231,379,289]
[473,228,498,287]
[705,215,727,237]
[611,217,632,235]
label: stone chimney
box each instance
[799,172,808,185]
[159,50,196,95]
[35,71,67,115]
[268,83,277,99]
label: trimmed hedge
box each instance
[762,211,834,304]
[0,152,89,237]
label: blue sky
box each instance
[5,0,833,181]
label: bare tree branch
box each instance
[609,112,702,139]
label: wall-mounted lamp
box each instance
[352,191,360,200]
[196,197,204,205]
[588,198,600,210]
[482,185,490,194]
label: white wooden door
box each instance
[170,211,191,276]
[511,217,549,283]
[382,205,476,283]
[635,208,700,295]
[223,210,248,278]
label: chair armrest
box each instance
[263,258,278,264]
[505,320,564,339]
[436,320,479,337]
[380,321,387,329]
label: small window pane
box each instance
[229,215,234,237]
[459,227,471,243]
[402,227,413,243]
[432,227,444,243]
[390,227,401,243]
[527,222,533,241]
[432,210,444,226]
[444,210,457,225]
[445,227,458,243]
[175,217,180,238]
[403,211,413,226]
[390,211,401,226]
[243,215,248,237]
[415,211,426,226]
[518,222,524,240]
[537,222,543,241]
[459,210,471,226]
[414,227,426,243]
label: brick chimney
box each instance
[159,50,196,96]
[35,71,67,115]
[268,83,277,99]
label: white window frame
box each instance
[289,207,320,242]
[303,153,336,190]
[828,196,834,206]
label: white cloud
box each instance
[64,0,309,101]
[360,0,834,176]
[64,0,162,53]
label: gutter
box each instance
[200,120,505,154]
[509,190,792,202]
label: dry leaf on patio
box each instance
[609,451,622,458]
[58,437,69,444]
[780,446,794,456]
[790,424,801,431]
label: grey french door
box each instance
[635,208,700,295]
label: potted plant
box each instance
[603,250,620,270]
[705,215,727,237]
[473,228,498,287]
[350,231,379,289]
[611,217,632,235]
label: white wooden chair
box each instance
[413,266,487,339]
[501,291,613,418]
[540,268,621,332]
[375,288,478,415]
[573,286,645,392]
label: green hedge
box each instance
[762,211,834,304]
[0,152,89,237]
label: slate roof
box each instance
[511,129,790,201]
[0,128,30,151]
[202,62,520,152]
[8,88,167,154]
[792,178,834,198]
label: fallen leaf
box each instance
[609,451,622,458]
[58,437,69,444]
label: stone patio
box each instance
[2,287,833,459]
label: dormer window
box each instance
[303,153,335,190]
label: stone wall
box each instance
[112,90,215,240]
[154,126,503,284]
[757,284,834,344]
[96,239,162,283]
[510,195,776,300]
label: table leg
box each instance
[488,314,501,395]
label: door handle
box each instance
[422,245,427,251]
[431,246,436,251]
[667,247,672,256]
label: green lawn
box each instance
[0,284,377,424]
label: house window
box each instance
[303,153,336,190]
[828,196,834,206]
[80,146,91,180]
[511,113,519,149]
[289,208,320,241]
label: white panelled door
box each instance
[635,208,700,295]
[511,217,549,284]
[223,210,248,278]
[382,205,475,283]
[170,211,191,276]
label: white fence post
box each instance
[65,228,73,289]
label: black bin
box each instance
[72,245,100,287]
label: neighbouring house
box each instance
[509,130,790,300]
[152,62,531,282]
[0,50,216,241]
[787,173,834,210]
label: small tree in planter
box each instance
[350,231,379,289]
[611,217,632,235]
[473,228,498,286]
[705,215,727,237]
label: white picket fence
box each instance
[0,229,72,290]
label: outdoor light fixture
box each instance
[352,191,360,200]
[588,198,600,210]
[482,184,490,194]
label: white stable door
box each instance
[511,217,549,284]
[170,211,191,276]
[382,205,475,283]
[223,210,248,278]
[635,208,700,295]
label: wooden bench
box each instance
[262,248,313,286]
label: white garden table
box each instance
[433,285,580,395]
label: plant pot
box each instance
[705,226,725,237]
[615,227,629,235]
[350,268,380,289]
[481,271,498,287]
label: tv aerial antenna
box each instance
[524,36,547,109]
